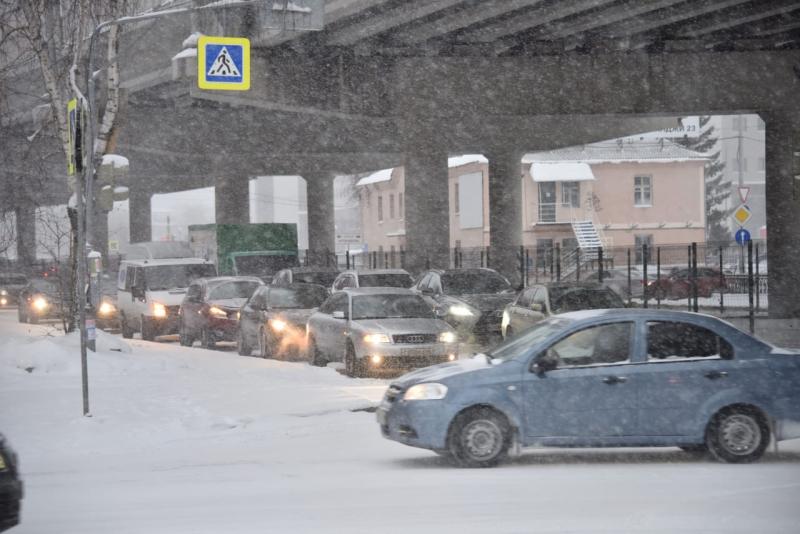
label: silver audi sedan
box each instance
[306,288,458,377]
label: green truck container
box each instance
[188,223,298,279]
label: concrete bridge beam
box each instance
[215,176,250,225]
[403,149,450,274]
[487,149,524,287]
[765,110,800,318]
[305,173,336,265]
[14,205,36,270]
[129,189,152,244]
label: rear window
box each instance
[358,273,413,288]
[268,285,329,309]
[144,264,217,290]
[441,272,511,295]
[646,321,733,360]
[207,281,262,300]
[549,288,625,314]
[293,271,339,287]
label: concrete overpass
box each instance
[2,0,799,315]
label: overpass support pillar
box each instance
[488,149,523,287]
[305,173,335,265]
[14,205,36,269]
[404,149,450,273]
[765,111,800,318]
[90,202,109,259]
[129,189,152,243]
[215,176,250,225]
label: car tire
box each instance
[120,314,134,339]
[179,320,194,347]
[140,316,156,341]
[237,328,252,356]
[308,336,326,367]
[200,328,216,350]
[17,306,27,323]
[706,406,770,464]
[344,343,364,378]
[449,407,511,468]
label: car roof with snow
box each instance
[342,287,416,296]
[120,258,214,267]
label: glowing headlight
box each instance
[364,333,391,344]
[32,297,48,311]
[98,301,115,316]
[152,302,167,318]
[0,289,7,295]
[270,318,287,332]
[0,298,6,306]
[404,383,448,401]
[208,306,227,319]
[438,331,456,344]
[448,305,474,317]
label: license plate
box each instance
[400,347,432,357]
[376,408,387,425]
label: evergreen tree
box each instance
[678,116,731,243]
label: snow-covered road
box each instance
[2,309,800,534]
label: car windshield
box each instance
[548,288,625,314]
[351,294,434,320]
[233,254,297,277]
[441,272,511,295]
[358,273,413,288]
[488,317,574,361]
[144,264,217,290]
[293,271,339,287]
[269,286,328,309]
[30,279,59,295]
[208,280,261,301]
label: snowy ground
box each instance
[2,309,800,534]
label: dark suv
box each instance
[0,433,22,532]
[0,273,28,308]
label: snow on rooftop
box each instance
[182,32,203,48]
[273,1,312,13]
[448,154,488,168]
[101,154,129,168]
[172,47,197,61]
[531,162,595,182]
[356,168,393,186]
[522,138,708,165]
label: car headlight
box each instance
[0,298,6,306]
[0,452,6,471]
[0,289,7,295]
[98,301,115,316]
[364,333,391,344]
[270,318,287,332]
[404,383,448,401]
[152,302,167,318]
[33,297,49,311]
[448,305,474,317]
[208,306,227,319]
[438,331,456,343]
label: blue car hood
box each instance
[393,356,495,389]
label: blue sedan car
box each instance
[377,309,800,467]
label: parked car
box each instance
[0,273,28,308]
[412,268,515,343]
[502,283,625,338]
[377,308,800,467]
[237,283,329,358]
[117,258,218,340]
[178,276,263,348]
[583,268,645,299]
[647,267,727,300]
[17,278,65,324]
[330,269,414,293]
[0,432,22,532]
[94,275,120,331]
[306,288,458,377]
[271,267,340,291]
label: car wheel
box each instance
[258,328,271,359]
[236,328,252,356]
[17,306,27,323]
[344,343,364,378]
[140,316,155,341]
[449,407,511,468]
[179,320,194,347]
[120,314,134,339]
[706,406,770,463]
[308,336,326,367]
[200,328,216,350]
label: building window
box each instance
[398,192,404,219]
[378,195,383,222]
[389,193,395,219]
[635,234,653,263]
[561,181,580,208]
[454,182,460,214]
[634,176,652,207]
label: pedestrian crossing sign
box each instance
[197,36,250,91]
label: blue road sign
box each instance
[197,36,250,91]
[735,228,751,245]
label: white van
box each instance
[117,258,217,340]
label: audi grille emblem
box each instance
[407,335,424,343]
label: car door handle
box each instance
[704,371,728,380]
[602,376,627,384]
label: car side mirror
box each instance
[420,287,434,296]
[532,351,558,376]
[332,310,346,320]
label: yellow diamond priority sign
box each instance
[733,205,752,226]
